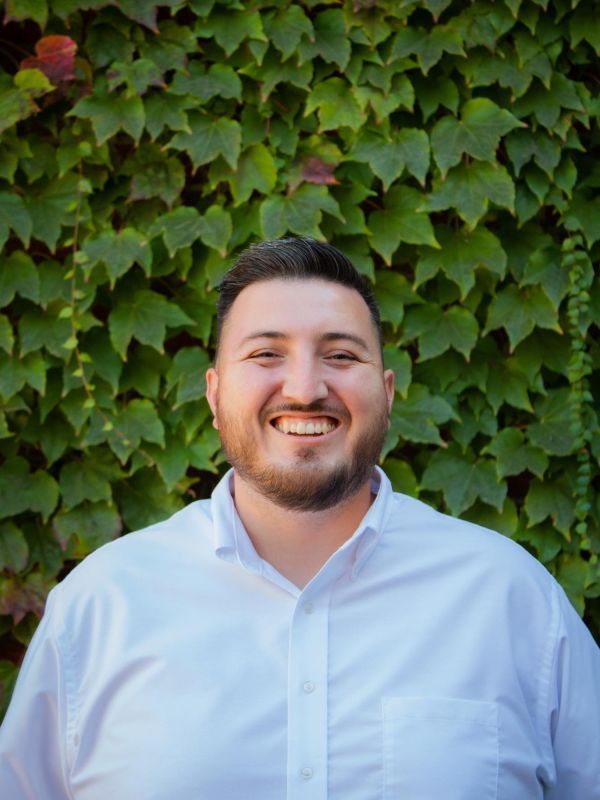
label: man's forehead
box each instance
[223,277,376,339]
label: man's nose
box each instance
[281,358,328,404]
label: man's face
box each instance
[206,278,394,512]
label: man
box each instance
[1,237,599,799]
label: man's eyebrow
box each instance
[320,332,370,350]
[241,331,288,343]
[240,330,370,350]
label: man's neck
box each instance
[231,474,376,589]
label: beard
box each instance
[214,399,389,512]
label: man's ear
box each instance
[205,367,219,430]
[384,369,395,417]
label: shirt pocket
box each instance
[382,696,499,800]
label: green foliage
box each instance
[0,0,599,717]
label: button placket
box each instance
[287,592,330,800]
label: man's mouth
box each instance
[270,416,339,436]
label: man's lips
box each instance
[270,415,338,436]
[264,406,347,438]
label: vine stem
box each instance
[64,162,155,469]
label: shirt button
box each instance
[303,681,315,693]
[300,767,313,780]
[303,602,314,614]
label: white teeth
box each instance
[273,419,337,435]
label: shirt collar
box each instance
[210,466,395,583]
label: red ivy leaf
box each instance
[20,35,78,84]
[301,157,340,185]
[0,574,50,625]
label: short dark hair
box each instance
[216,237,382,350]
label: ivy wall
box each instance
[0,0,599,716]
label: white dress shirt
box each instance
[1,468,599,799]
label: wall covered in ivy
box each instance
[0,0,599,715]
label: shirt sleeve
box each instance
[0,588,73,800]
[546,585,600,799]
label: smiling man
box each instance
[1,238,599,799]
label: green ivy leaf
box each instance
[305,78,365,132]
[199,9,266,56]
[382,345,412,398]
[108,290,193,357]
[19,310,72,358]
[0,458,59,520]
[53,502,121,554]
[0,522,28,573]
[348,128,429,189]
[198,205,232,256]
[0,192,32,250]
[115,468,184,530]
[368,186,439,264]
[416,226,506,297]
[528,389,577,457]
[82,228,152,285]
[569,4,600,55]
[403,304,479,361]
[484,285,560,351]
[374,271,419,328]
[225,143,277,205]
[512,73,585,128]
[260,184,343,240]
[524,477,575,535]
[69,91,145,145]
[171,62,242,101]
[486,359,533,413]
[267,5,313,60]
[0,316,13,355]
[413,75,459,121]
[382,458,419,497]
[166,347,211,407]
[563,191,600,248]
[428,162,515,228]
[144,92,190,140]
[0,252,39,307]
[4,0,48,26]
[389,25,465,74]
[431,98,522,177]
[385,383,457,450]
[128,157,185,208]
[299,9,350,70]
[0,352,45,399]
[59,457,116,509]
[150,207,204,256]
[169,113,241,170]
[505,129,561,177]
[482,428,548,478]
[149,435,190,490]
[421,446,507,516]
[107,58,165,95]
[24,173,81,252]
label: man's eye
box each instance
[249,351,279,359]
[327,353,357,361]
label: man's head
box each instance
[215,237,383,358]
[206,238,394,512]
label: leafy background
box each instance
[0,0,598,718]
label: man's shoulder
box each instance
[384,489,555,588]
[56,497,215,595]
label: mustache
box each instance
[261,402,350,423]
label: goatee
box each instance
[216,401,389,512]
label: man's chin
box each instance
[238,460,371,513]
